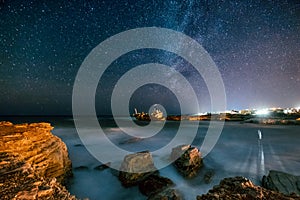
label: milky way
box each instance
[0,0,299,115]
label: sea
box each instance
[2,116,300,200]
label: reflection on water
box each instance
[257,129,265,179]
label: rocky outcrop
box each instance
[0,121,72,182]
[118,151,181,199]
[262,170,300,195]
[148,188,182,200]
[171,145,203,178]
[0,121,75,199]
[197,176,300,200]
[138,174,174,196]
[118,151,157,187]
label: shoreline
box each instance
[1,120,300,199]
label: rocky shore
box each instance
[0,121,75,199]
[1,121,300,199]
[262,170,300,196]
[117,146,300,200]
[197,176,300,200]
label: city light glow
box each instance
[255,109,270,115]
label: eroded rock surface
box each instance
[262,170,300,195]
[171,144,203,178]
[197,176,300,200]
[118,151,181,199]
[138,174,174,196]
[148,188,182,200]
[118,151,157,187]
[0,121,75,199]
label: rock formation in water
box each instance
[171,144,203,178]
[148,188,182,200]
[118,151,181,199]
[138,174,174,196]
[262,170,300,195]
[0,121,75,200]
[197,176,300,200]
[118,150,158,187]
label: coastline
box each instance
[0,119,298,199]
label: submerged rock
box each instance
[0,121,75,199]
[118,151,158,187]
[262,170,300,195]
[197,176,300,200]
[171,145,203,178]
[138,174,174,196]
[74,166,89,170]
[203,170,215,184]
[148,188,182,200]
[94,162,111,171]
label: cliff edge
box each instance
[0,121,75,199]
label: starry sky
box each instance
[0,0,300,115]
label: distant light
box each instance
[195,112,208,116]
[256,108,269,115]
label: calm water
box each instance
[2,117,300,199]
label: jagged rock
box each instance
[262,170,300,195]
[197,176,300,200]
[0,121,72,183]
[0,121,75,199]
[118,151,157,187]
[0,151,75,199]
[171,145,203,178]
[138,174,174,196]
[148,188,182,200]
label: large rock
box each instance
[171,145,203,178]
[138,174,174,196]
[0,121,75,199]
[197,176,300,200]
[262,170,300,195]
[118,151,158,187]
[148,188,182,200]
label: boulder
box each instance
[138,174,174,196]
[0,121,75,199]
[148,188,182,200]
[197,176,300,200]
[262,170,300,195]
[118,151,157,187]
[171,145,203,178]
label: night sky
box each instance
[1,0,299,115]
